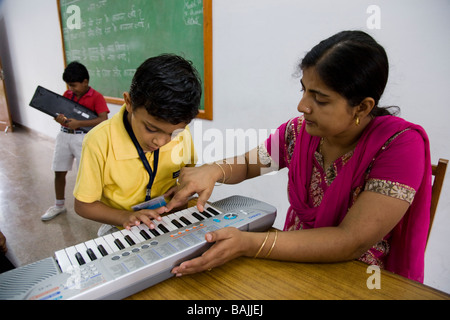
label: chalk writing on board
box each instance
[66,41,131,67]
[183,0,203,26]
[59,0,207,108]
[62,0,149,86]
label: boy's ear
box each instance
[123,92,132,112]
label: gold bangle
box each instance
[265,230,278,258]
[213,162,226,185]
[223,159,232,183]
[253,231,270,259]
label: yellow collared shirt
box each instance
[73,105,197,211]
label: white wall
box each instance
[1,0,449,294]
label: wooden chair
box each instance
[428,158,448,244]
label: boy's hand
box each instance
[65,118,81,130]
[122,206,166,230]
[55,113,69,125]
[54,114,81,129]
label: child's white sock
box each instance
[55,199,65,208]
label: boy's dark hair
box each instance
[62,61,90,83]
[129,54,202,124]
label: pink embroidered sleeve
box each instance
[365,129,426,204]
[265,121,289,169]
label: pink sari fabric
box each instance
[267,115,431,282]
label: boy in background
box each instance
[73,54,201,236]
[41,62,109,221]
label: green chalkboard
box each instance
[57,0,212,119]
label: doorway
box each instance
[0,56,12,133]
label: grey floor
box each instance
[0,126,101,267]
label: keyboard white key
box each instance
[136,224,154,240]
[184,208,200,222]
[110,231,129,249]
[55,248,72,273]
[175,210,195,225]
[120,227,141,245]
[128,226,146,242]
[103,234,121,252]
[74,243,90,264]
[161,216,177,232]
[64,246,81,266]
[84,239,102,261]
[93,236,113,256]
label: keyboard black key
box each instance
[171,219,183,228]
[124,235,136,246]
[200,211,212,218]
[114,239,125,250]
[206,207,220,216]
[75,252,86,265]
[86,248,97,261]
[140,230,151,240]
[192,212,204,221]
[149,228,160,237]
[179,216,192,225]
[97,245,109,257]
[158,224,170,233]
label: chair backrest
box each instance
[428,158,448,243]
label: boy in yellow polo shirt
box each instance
[73,54,201,235]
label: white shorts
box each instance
[51,131,85,172]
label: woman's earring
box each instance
[355,116,360,126]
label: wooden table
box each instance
[128,198,448,301]
[127,257,449,300]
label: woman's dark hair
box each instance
[300,30,399,116]
[129,54,202,124]
[62,61,90,83]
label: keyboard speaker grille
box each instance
[0,257,60,300]
[212,195,261,212]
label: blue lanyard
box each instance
[123,110,159,201]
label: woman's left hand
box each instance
[171,227,251,276]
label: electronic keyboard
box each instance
[0,196,276,300]
[29,86,98,132]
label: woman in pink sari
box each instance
[166,31,432,283]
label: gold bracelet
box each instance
[265,230,278,258]
[253,231,270,259]
[213,162,226,185]
[223,159,233,183]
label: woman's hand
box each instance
[171,227,253,276]
[165,164,222,212]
